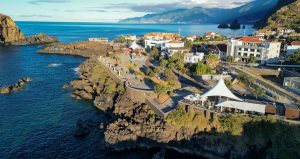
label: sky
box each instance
[0,0,253,22]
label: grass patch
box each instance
[91,64,107,83]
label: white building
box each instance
[165,41,184,48]
[122,35,137,41]
[204,32,221,40]
[88,38,109,43]
[144,33,182,51]
[255,29,276,38]
[184,52,204,64]
[227,36,281,64]
[277,28,295,36]
[287,41,300,55]
[186,35,198,42]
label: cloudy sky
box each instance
[0,0,253,22]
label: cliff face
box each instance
[0,13,58,45]
[255,0,300,32]
[0,14,26,44]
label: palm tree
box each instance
[253,87,266,100]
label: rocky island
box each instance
[0,77,32,94]
[0,13,57,45]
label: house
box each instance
[166,47,190,57]
[184,52,205,64]
[227,36,281,64]
[216,43,227,60]
[277,28,295,36]
[255,29,276,39]
[88,38,109,43]
[121,34,137,41]
[204,32,221,40]
[144,33,182,51]
[186,35,198,42]
[287,41,300,55]
[165,40,184,48]
[130,41,144,54]
[123,41,144,54]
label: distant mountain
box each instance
[120,0,279,24]
[254,0,300,32]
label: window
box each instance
[256,54,260,58]
[238,48,242,51]
[250,49,255,52]
[244,48,248,51]
[243,53,247,56]
[238,52,241,56]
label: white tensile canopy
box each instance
[201,78,242,101]
[130,41,142,50]
[216,100,266,114]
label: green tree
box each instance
[249,55,256,64]
[167,62,176,68]
[153,68,160,75]
[206,54,219,68]
[289,49,300,64]
[159,59,168,68]
[224,79,233,90]
[253,87,266,100]
[227,56,234,63]
[154,84,168,97]
[114,36,127,43]
[150,47,159,59]
[183,38,193,48]
[195,62,208,75]
[164,69,173,79]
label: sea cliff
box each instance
[38,40,300,159]
[0,13,57,45]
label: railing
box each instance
[225,65,299,103]
[145,98,167,118]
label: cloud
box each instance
[100,0,254,13]
[28,0,71,5]
[65,8,107,13]
[86,9,107,13]
[19,14,52,18]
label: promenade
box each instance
[222,63,300,104]
[97,55,178,118]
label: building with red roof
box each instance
[227,36,281,64]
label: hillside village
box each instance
[86,27,300,122]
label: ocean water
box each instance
[0,22,255,159]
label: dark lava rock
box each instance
[218,23,229,29]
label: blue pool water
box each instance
[0,22,255,159]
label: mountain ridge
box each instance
[120,0,279,24]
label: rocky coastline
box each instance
[63,57,238,159]
[0,77,32,94]
[0,13,57,45]
[38,41,122,58]
[36,40,300,159]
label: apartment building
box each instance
[227,36,281,64]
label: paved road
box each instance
[222,63,300,103]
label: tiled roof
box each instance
[239,36,262,43]
[291,41,300,46]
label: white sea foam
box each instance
[48,63,62,67]
[72,67,80,73]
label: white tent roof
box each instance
[201,78,242,101]
[130,41,142,50]
[216,100,266,114]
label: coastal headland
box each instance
[0,14,57,45]
[38,39,300,159]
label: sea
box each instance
[0,22,255,159]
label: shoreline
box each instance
[37,39,300,159]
